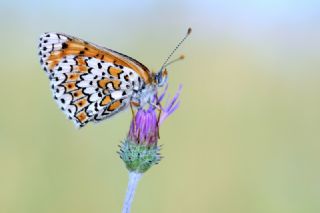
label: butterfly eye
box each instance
[156,69,168,87]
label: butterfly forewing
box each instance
[38,32,151,127]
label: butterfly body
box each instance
[38,32,164,127]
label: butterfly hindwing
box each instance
[39,32,148,127]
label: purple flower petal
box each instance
[127,84,182,145]
[158,84,169,103]
[159,85,182,125]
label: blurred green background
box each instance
[1,1,320,212]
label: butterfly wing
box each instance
[38,32,152,127]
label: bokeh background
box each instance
[1,1,320,212]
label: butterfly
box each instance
[38,28,191,127]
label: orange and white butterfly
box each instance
[38,28,191,127]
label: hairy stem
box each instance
[122,172,142,213]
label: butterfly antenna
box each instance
[160,28,192,71]
[164,54,185,68]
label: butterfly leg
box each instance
[154,95,163,139]
[130,101,140,130]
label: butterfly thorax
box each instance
[131,82,156,109]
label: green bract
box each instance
[119,139,161,173]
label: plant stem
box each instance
[122,172,142,213]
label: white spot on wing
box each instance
[111,91,123,99]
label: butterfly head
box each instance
[154,68,168,87]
